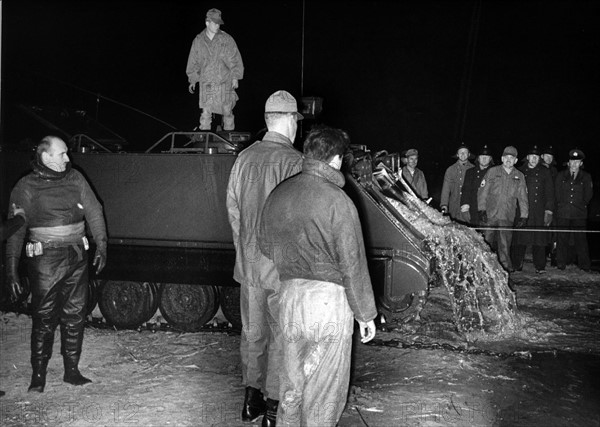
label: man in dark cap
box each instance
[460,145,493,225]
[401,148,428,199]
[555,149,593,271]
[227,90,304,426]
[478,145,529,272]
[540,146,558,182]
[186,8,244,131]
[511,146,555,273]
[441,143,474,219]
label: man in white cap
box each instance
[226,90,304,426]
[441,143,474,219]
[555,148,593,271]
[478,145,529,272]
[186,8,244,131]
[401,148,428,199]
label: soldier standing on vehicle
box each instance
[259,125,377,427]
[511,146,555,273]
[441,143,474,219]
[226,90,304,426]
[401,148,428,199]
[186,8,244,131]
[555,149,593,271]
[478,145,529,272]
[5,136,107,393]
[459,145,493,225]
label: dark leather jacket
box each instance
[6,163,107,262]
[259,157,377,322]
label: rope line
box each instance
[471,227,600,233]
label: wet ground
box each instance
[1,261,599,427]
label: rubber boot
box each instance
[28,319,54,393]
[62,325,92,386]
[28,359,48,393]
[262,398,278,427]
[242,386,266,422]
[63,357,92,386]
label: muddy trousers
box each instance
[484,219,514,271]
[28,245,89,374]
[555,218,590,270]
[240,284,282,400]
[278,279,354,427]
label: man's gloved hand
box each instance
[6,256,24,303]
[93,242,107,275]
[515,217,528,228]
[478,210,488,224]
[544,211,553,227]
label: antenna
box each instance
[453,0,482,143]
[301,0,306,97]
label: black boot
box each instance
[28,359,48,393]
[0,390,5,397]
[242,386,266,422]
[61,324,92,386]
[29,319,54,393]
[262,398,278,427]
[63,356,92,386]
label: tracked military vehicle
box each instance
[1,105,434,331]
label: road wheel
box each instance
[98,281,159,329]
[219,286,241,330]
[378,289,429,323]
[159,284,218,332]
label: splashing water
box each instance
[383,188,522,340]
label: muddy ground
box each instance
[1,261,599,427]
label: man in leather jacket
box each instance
[259,126,377,427]
[5,135,107,393]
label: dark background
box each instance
[1,0,599,208]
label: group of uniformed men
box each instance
[401,144,593,273]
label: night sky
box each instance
[2,0,599,194]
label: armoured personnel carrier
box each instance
[1,105,433,331]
